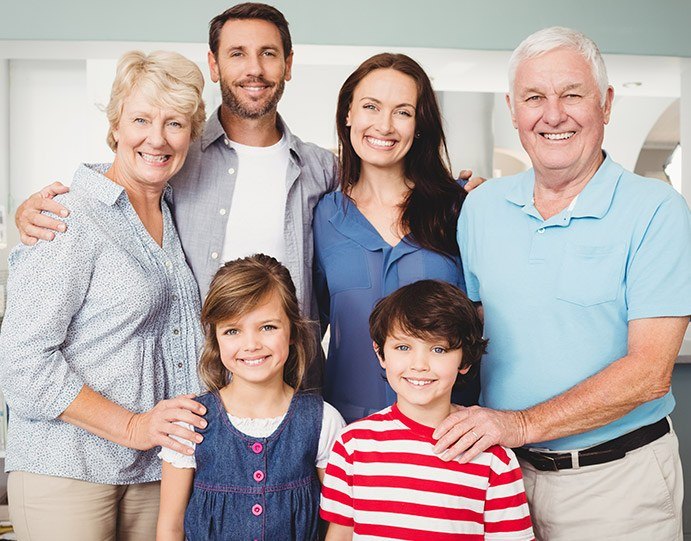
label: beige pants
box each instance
[8,471,160,541]
[519,427,683,541]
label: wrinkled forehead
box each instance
[513,48,598,92]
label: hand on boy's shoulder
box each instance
[432,405,528,464]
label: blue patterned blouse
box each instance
[0,163,203,484]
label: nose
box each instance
[242,331,262,351]
[246,53,263,77]
[146,123,166,148]
[410,350,430,372]
[542,97,567,126]
[375,112,393,134]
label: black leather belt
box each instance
[513,417,670,471]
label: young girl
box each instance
[156,254,345,541]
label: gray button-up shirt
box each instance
[0,164,203,484]
[170,108,337,320]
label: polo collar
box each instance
[505,152,623,221]
[201,107,304,165]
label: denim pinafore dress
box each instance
[184,391,323,541]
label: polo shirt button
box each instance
[537,227,545,234]
[219,208,227,216]
[252,503,263,516]
[211,252,219,260]
[228,168,235,175]
[224,138,229,145]
[251,442,263,454]
[253,470,265,482]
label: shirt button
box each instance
[537,228,545,234]
[171,294,178,301]
[211,252,219,260]
[177,362,183,368]
[173,328,180,335]
[224,138,229,145]
[219,208,227,216]
[251,442,263,454]
[253,470,265,482]
[228,168,235,175]
[252,503,263,516]
[165,261,172,268]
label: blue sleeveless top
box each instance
[184,391,323,541]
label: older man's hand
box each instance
[432,406,529,463]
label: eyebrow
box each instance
[225,44,280,52]
[522,82,585,95]
[359,97,416,109]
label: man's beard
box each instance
[220,75,286,120]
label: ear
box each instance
[345,109,352,127]
[284,50,294,82]
[602,86,614,125]
[505,93,518,129]
[373,341,385,369]
[208,50,220,84]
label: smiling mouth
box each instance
[541,132,576,140]
[138,152,170,164]
[238,356,269,367]
[403,377,435,387]
[366,136,396,148]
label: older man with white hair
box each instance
[436,27,691,540]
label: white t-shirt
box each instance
[159,401,345,469]
[221,136,290,264]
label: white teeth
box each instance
[366,137,395,148]
[140,153,169,163]
[543,132,575,140]
[405,378,433,387]
[240,357,266,366]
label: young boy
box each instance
[320,280,534,540]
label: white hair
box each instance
[508,26,609,107]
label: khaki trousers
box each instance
[8,471,160,541]
[519,426,683,541]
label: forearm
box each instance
[325,523,354,541]
[522,317,686,444]
[59,384,138,448]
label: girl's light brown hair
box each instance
[198,254,315,392]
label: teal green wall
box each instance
[2,0,691,57]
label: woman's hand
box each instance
[126,395,207,454]
[15,182,71,244]
[60,386,207,454]
[457,169,487,193]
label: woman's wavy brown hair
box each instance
[336,53,466,258]
[197,254,315,392]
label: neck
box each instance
[533,151,604,219]
[219,377,294,419]
[351,166,410,205]
[219,105,282,147]
[398,399,453,429]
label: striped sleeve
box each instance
[320,431,354,526]
[484,446,535,540]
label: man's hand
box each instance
[433,405,528,463]
[457,169,487,193]
[16,182,70,245]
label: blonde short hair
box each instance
[106,50,206,151]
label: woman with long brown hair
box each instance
[314,53,479,423]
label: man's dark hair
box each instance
[369,280,487,382]
[209,3,292,58]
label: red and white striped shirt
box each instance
[320,404,534,540]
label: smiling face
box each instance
[216,292,292,388]
[508,47,613,183]
[346,68,418,176]
[208,18,292,120]
[377,330,468,425]
[109,87,192,191]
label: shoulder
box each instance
[314,191,343,218]
[322,401,346,428]
[464,173,524,208]
[616,169,686,208]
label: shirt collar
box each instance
[74,163,173,207]
[505,151,623,220]
[200,107,304,165]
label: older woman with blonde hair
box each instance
[0,50,208,541]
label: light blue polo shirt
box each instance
[458,153,691,450]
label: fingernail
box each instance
[196,435,203,443]
[200,420,207,428]
[60,210,69,217]
[58,223,66,232]
[186,447,195,455]
[440,451,452,462]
